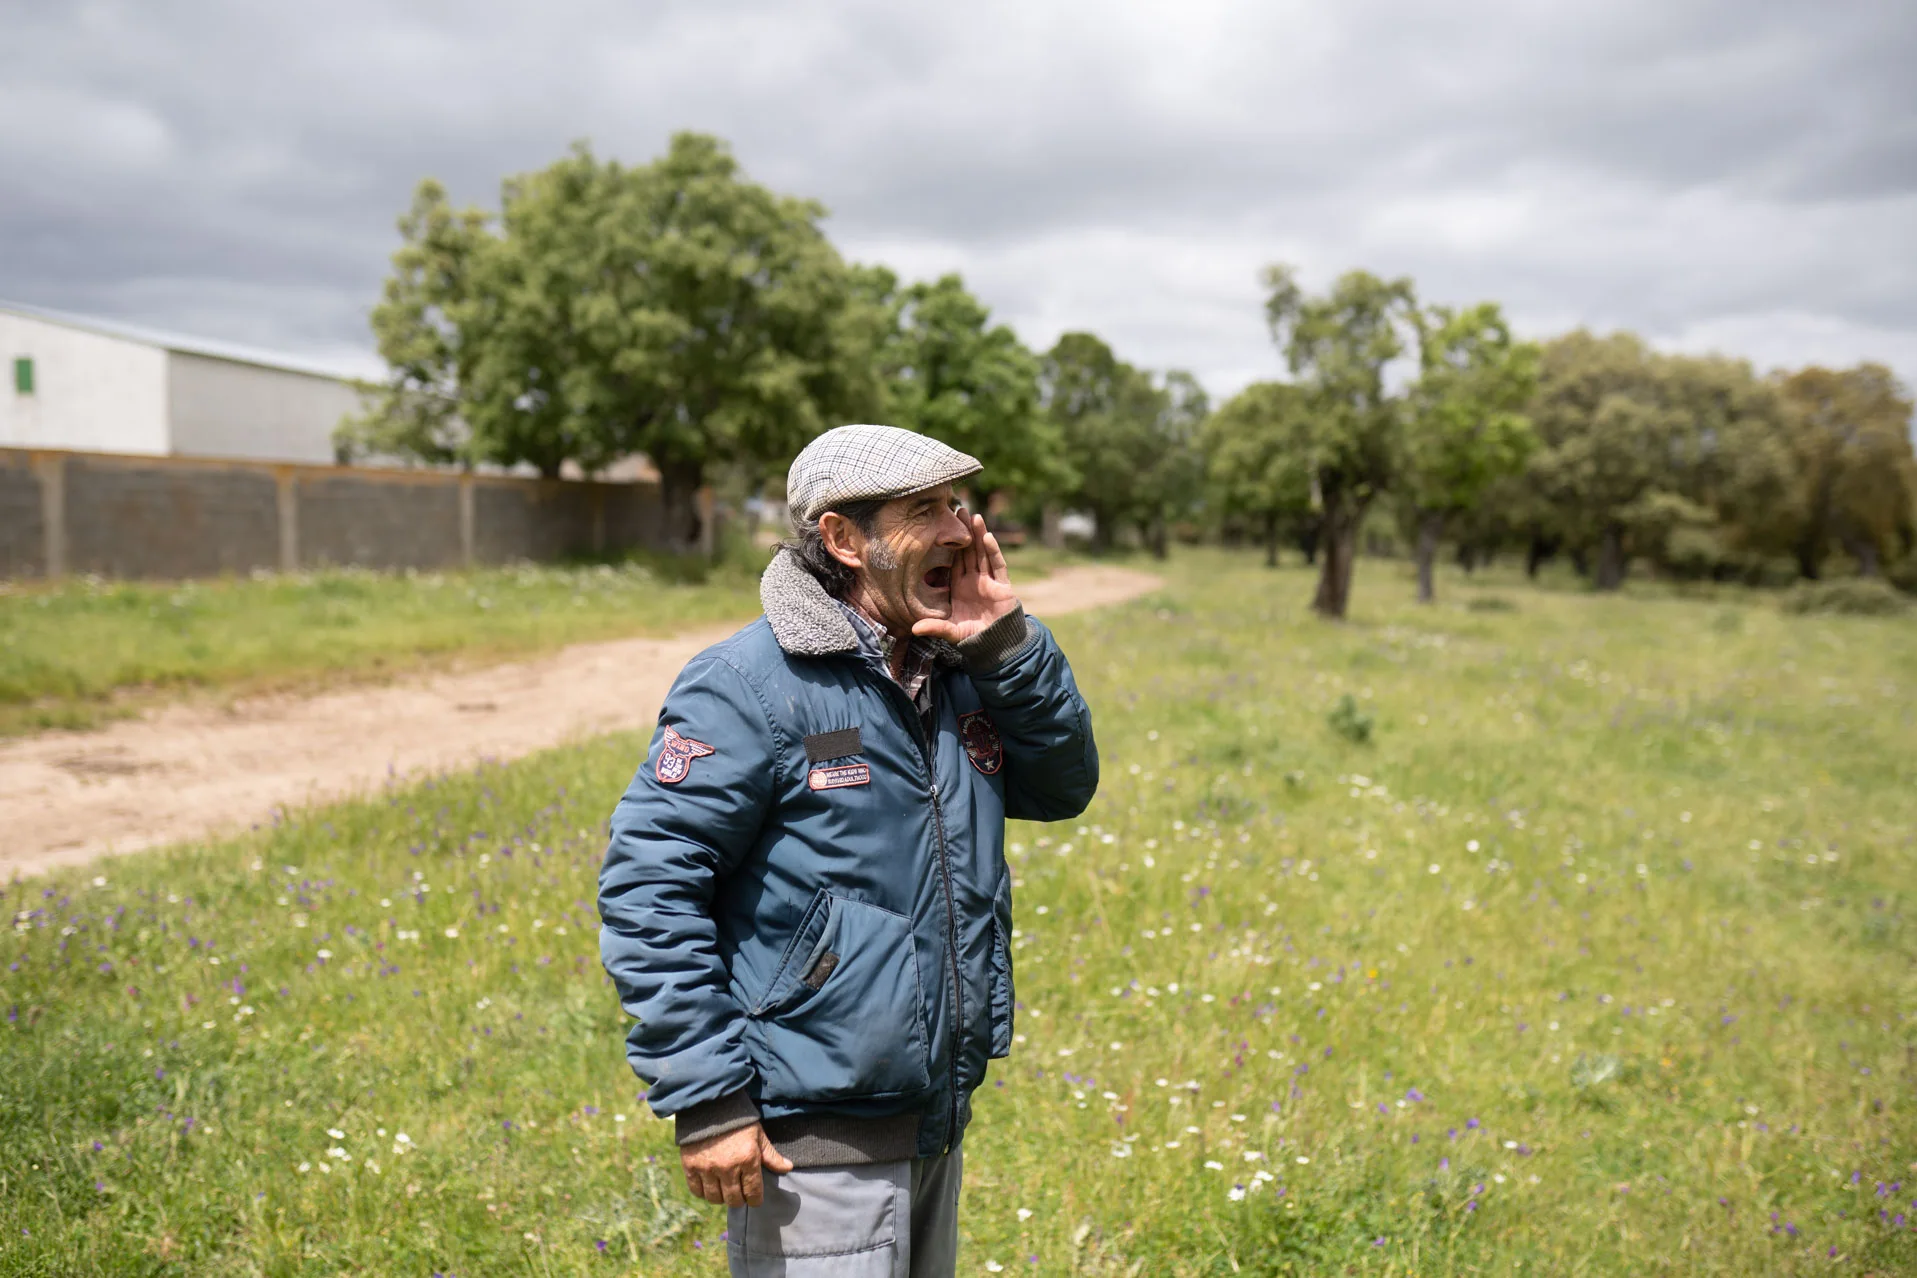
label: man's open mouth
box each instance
[923,565,952,591]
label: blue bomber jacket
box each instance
[598,549,1098,1165]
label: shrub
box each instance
[1780,578,1911,616]
[1326,693,1374,744]
[1889,554,1917,596]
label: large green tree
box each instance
[1524,332,1691,590]
[1261,265,1420,618]
[1138,371,1211,558]
[870,272,1059,503]
[1398,303,1538,602]
[341,134,884,549]
[1523,332,1799,589]
[1776,364,1916,579]
[1202,381,1314,566]
[1038,333,1201,553]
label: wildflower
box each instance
[985,1262,1005,1273]
[1016,1208,1033,1222]
[327,1128,345,1139]
[1204,1160,1225,1170]
[1228,1185,1246,1202]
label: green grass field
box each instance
[0,557,767,739]
[3,551,1913,1275]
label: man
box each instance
[599,423,1098,1277]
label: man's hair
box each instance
[787,497,890,600]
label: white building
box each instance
[0,301,368,465]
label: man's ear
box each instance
[818,511,864,570]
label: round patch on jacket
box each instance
[959,710,1003,775]
[655,724,716,784]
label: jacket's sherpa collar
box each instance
[760,548,961,667]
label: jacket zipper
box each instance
[877,672,966,1155]
[925,775,964,1154]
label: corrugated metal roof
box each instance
[0,298,381,383]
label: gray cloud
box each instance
[2,0,1912,396]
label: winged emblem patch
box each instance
[655,724,716,784]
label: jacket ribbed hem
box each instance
[761,1113,922,1168]
[673,1089,761,1147]
[958,606,1038,674]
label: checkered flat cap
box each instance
[786,424,981,523]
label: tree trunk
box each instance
[1594,523,1627,591]
[1147,515,1168,560]
[1298,523,1320,566]
[657,458,706,554]
[1415,511,1443,604]
[1311,495,1365,619]
[1263,510,1280,568]
[1091,510,1115,554]
[1525,530,1556,579]
[1794,541,1822,581]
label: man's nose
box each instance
[937,506,973,548]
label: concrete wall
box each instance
[0,451,45,577]
[298,471,464,570]
[166,350,362,465]
[0,447,670,582]
[0,312,169,454]
[64,453,282,579]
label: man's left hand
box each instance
[913,512,1020,644]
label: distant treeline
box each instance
[341,133,1916,616]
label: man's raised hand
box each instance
[913,512,1019,644]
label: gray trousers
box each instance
[726,1150,962,1278]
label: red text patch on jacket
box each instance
[656,724,716,784]
[959,711,1003,775]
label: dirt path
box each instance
[1,564,1160,878]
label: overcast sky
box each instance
[4,0,1913,398]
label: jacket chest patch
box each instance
[959,710,1003,775]
[655,724,715,784]
[807,762,871,791]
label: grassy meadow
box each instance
[3,549,1914,1275]
[0,557,764,739]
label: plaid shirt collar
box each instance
[834,598,935,706]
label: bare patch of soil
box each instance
[1,564,1160,877]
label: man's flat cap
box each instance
[786,424,981,524]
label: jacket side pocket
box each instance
[988,918,1014,1059]
[748,895,932,1103]
[752,888,834,1017]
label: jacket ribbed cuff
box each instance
[673,1089,761,1147]
[958,605,1038,674]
